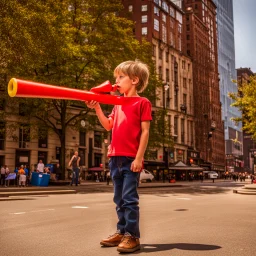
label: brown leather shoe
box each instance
[100,231,124,247]
[117,233,140,253]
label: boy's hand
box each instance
[85,100,100,110]
[131,159,142,172]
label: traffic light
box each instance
[100,163,103,168]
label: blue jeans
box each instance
[71,167,79,185]
[109,156,140,238]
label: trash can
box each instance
[31,172,50,186]
[31,172,41,186]
[39,174,50,187]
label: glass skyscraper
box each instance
[213,0,242,155]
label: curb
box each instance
[0,189,76,198]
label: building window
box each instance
[166,69,170,82]
[94,131,102,148]
[128,5,133,12]
[142,15,147,23]
[0,122,5,150]
[141,5,147,12]
[183,94,187,106]
[79,131,86,146]
[142,27,148,35]
[19,124,30,148]
[154,19,159,31]
[154,6,159,16]
[182,60,186,69]
[94,153,102,167]
[162,13,166,23]
[79,148,86,166]
[159,48,163,59]
[152,44,156,57]
[174,116,178,137]
[162,24,167,43]
[158,66,162,80]
[170,6,175,18]
[183,78,187,88]
[181,119,185,144]
[38,127,48,148]
[166,52,169,63]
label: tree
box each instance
[1,0,169,175]
[229,75,256,139]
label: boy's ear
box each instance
[132,77,139,85]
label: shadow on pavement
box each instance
[140,187,231,195]
[130,243,221,254]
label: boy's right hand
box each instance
[85,100,100,110]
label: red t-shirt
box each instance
[108,97,152,157]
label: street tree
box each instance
[0,0,170,175]
[229,75,256,139]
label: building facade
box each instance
[212,0,243,172]
[237,67,255,174]
[122,0,197,179]
[182,0,225,173]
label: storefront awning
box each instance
[169,166,204,171]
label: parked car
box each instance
[140,169,154,182]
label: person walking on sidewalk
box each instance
[86,60,152,253]
[69,151,80,186]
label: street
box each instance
[0,181,255,256]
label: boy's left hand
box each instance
[131,159,142,172]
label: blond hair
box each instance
[114,60,149,93]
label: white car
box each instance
[140,169,154,182]
[204,171,218,179]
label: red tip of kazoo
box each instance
[90,80,117,93]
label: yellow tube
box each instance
[8,78,17,97]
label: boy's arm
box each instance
[86,101,113,131]
[131,121,150,172]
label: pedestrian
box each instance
[69,151,80,186]
[86,60,152,253]
[37,160,44,173]
[106,172,111,185]
[18,165,26,187]
[0,165,7,187]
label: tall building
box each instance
[237,67,255,173]
[122,0,196,180]
[212,0,243,164]
[182,0,225,173]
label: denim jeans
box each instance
[71,167,79,185]
[109,156,140,238]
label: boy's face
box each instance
[115,72,139,96]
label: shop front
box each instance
[143,160,166,181]
[169,161,204,181]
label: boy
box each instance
[86,60,152,253]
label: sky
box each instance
[233,0,256,73]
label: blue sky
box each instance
[233,0,256,72]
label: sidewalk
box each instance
[0,179,250,198]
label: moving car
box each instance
[140,169,154,182]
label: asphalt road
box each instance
[0,182,255,256]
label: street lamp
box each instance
[162,83,169,183]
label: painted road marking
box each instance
[10,209,55,215]
[176,197,191,200]
[71,206,89,209]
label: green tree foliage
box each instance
[0,0,170,172]
[229,75,256,139]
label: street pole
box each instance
[163,84,169,183]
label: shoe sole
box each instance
[117,245,141,253]
[100,241,121,247]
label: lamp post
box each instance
[162,83,169,183]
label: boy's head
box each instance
[114,60,149,93]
